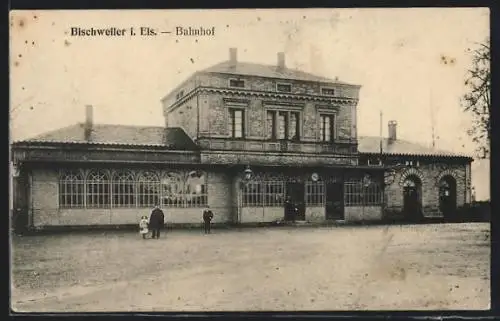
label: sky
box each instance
[9,8,490,199]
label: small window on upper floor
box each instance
[321,88,335,96]
[276,83,292,93]
[368,157,383,166]
[405,160,420,167]
[175,90,185,101]
[229,79,245,88]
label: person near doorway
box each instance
[139,215,149,239]
[149,205,165,239]
[202,206,214,234]
[284,196,294,221]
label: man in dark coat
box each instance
[202,206,214,234]
[149,205,165,239]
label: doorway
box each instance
[285,182,305,221]
[325,182,344,220]
[439,176,457,219]
[402,176,422,221]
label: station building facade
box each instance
[11,48,473,229]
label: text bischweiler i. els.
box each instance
[69,26,216,37]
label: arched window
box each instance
[185,171,208,207]
[403,179,417,188]
[59,170,85,208]
[112,171,135,207]
[86,170,111,208]
[161,172,184,207]
[137,171,160,208]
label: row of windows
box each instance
[228,79,336,96]
[229,108,335,142]
[59,170,208,209]
[242,181,382,207]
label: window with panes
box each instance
[344,179,382,206]
[86,170,111,208]
[229,109,244,138]
[59,170,85,208]
[320,114,335,142]
[112,171,136,207]
[306,181,325,206]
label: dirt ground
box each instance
[10,223,490,312]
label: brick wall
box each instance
[385,162,468,217]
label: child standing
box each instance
[139,215,149,239]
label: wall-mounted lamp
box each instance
[243,165,253,181]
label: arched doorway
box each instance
[402,175,422,221]
[439,175,457,219]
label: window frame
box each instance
[229,78,245,88]
[85,169,111,209]
[112,170,136,208]
[306,181,325,206]
[344,179,382,206]
[59,170,85,208]
[321,87,336,96]
[320,114,335,142]
[276,83,292,93]
[229,108,245,139]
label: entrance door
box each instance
[325,182,344,220]
[439,176,457,220]
[403,176,422,221]
[285,182,305,221]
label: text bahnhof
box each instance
[70,26,216,37]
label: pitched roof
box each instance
[358,136,471,158]
[15,124,198,150]
[202,60,355,85]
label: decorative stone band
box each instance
[398,167,425,186]
[167,86,359,112]
[434,169,459,186]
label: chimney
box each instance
[229,48,237,68]
[277,52,285,70]
[84,105,93,140]
[388,120,397,143]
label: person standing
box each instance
[202,206,214,234]
[149,205,165,239]
[139,215,149,239]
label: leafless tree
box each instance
[462,38,490,159]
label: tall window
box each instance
[242,182,262,207]
[306,181,325,206]
[289,112,300,140]
[184,171,208,208]
[229,109,244,138]
[112,171,136,207]
[59,170,85,208]
[137,171,160,208]
[278,112,287,140]
[263,181,285,207]
[320,114,334,142]
[86,170,111,208]
[266,111,276,139]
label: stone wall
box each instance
[384,162,468,217]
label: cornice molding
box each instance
[167,86,359,112]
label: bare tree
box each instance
[462,38,490,159]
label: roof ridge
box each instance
[202,60,352,85]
